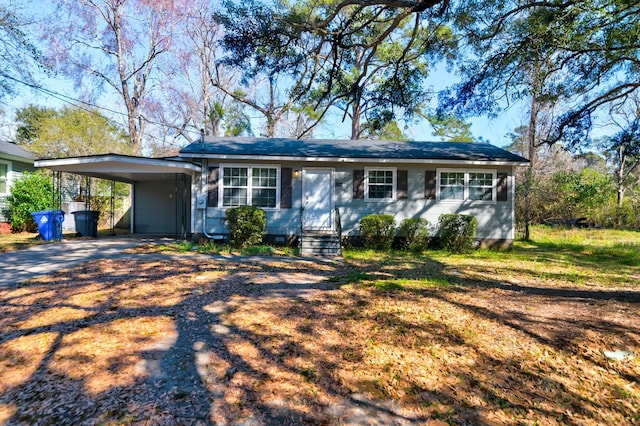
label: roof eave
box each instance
[180,152,528,166]
[0,153,35,163]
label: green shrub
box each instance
[2,172,53,232]
[225,206,267,248]
[438,214,478,254]
[400,218,430,252]
[597,201,640,229]
[359,213,396,251]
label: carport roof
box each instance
[35,154,201,183]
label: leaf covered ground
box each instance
[0,228,639,425]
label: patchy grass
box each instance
[0,232,44,252]
[147,240,299,257]
[0,226,639,424]
[342,226,640,288]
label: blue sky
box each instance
[5,57,526,147]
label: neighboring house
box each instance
[0,141,36,230]
[36,138,529,253]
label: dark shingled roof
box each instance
[180,137,529,163]
[0,141,35,160]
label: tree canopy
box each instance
[599,119,640,206]
[0,4,41,102]
[443,0,640,147]
[15,105,132,158]
[6,0,640,151]
[215,0,456,138]
[42,0,193,153]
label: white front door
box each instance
[302,168,333,230]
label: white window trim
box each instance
[364,166,397,202]
[218,163,281,210]
[436,168,497,204]
[0,160,11,196]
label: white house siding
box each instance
[335,164,514,240]
[0,159,36,222]
[199,161,516,242]
[200,160,305,240]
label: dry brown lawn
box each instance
[0,232,639,425]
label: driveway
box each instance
[0,237,157,286]
[0,238,341,287]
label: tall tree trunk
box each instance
[350,87,362,139]
[112,6,142,154]
[616,147,626,207]
[264,78,277,137]
[617,187,625,207]
[524,94,540,241]
[265,117,276,137]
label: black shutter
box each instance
[425,170,436,200]
[353,170,365,199]
[281,167,292,208]
[497,172,508,202]
[208,167,219,207]
[397,170,408,199]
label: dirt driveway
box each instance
[0,247,639,425]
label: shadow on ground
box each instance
[0,251,639,425]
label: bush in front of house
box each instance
[438,214,478,254]
[359,213,396,251]
[225,206,267,248]
[400,218,430,252]
[2,171,53,232]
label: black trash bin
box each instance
[71,210,100,237]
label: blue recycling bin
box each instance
[31,210,65,241]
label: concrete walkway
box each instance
[0,237,159,286]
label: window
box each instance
[222,167,248,207]
[437,169,496,202]
[365,167,395,201]
[439,171,464,200]
[251,167,277,207]
[0,161,9,195]
[220,165,279,208]
[469,172,493,201]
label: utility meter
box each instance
[196,194,207,209]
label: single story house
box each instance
[36,138,529,253]
[1,141,36,231]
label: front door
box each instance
[302,168,333,231]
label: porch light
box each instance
[294,170,300,177]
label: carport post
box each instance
[174,173,187,240]
[52,171,62,212]
[110,180,115,236]
[182,173,187,240]
[130,184,135,234]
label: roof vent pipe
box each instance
[200,128,205,151]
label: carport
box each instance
[35,154,201,239]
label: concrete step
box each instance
[300,232,342,256]
[300,246,342,256]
